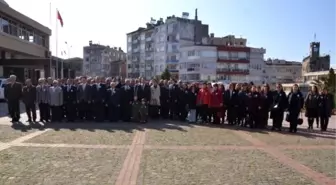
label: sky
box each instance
[6,0,336,65]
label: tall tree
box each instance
[326,68,336,94]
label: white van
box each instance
[0,78,7,101]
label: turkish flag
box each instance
[57,10,63,27]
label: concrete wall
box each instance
[0,32,48,58]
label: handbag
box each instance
[297,113,303,125]
[285,113,290,122]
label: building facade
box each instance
[126,12,208,79]
[248,47,266,84]
[302,42,330,75]
[216,45,251,83]
[64,57,83,77]
[179,45,217,81]
[264,59,302,84]
[0,0,52,80]
[83,41,126,77]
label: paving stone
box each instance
[24,129,136,145]
[283,149,336,179]
[0,147,127,185]
[0,125,34,142]
[247,131,336,145]
[137,149,314,185]
[146,126,251,146]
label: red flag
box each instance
[57,10,63,27]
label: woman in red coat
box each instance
[197,83,211,123]
[210,84,223,124]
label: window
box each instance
[1,18,9,34]
[128,36,132,42]
[172,45,177,51]
[188,50,195,56]
[201,50,217,58]
[218,51,229,59]
[230,52,238,59]
[141,34,145,40]
[238,52,247,59]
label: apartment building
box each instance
[264,59,302,84]
[178,35,265,83]
[179,45,217,81]
[83,41,126,77]
[126,11,209,79]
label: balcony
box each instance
[132,57,139,62]
[216,68,249,75]
[217,58,249,64]
[187,68,200,72]
[133,48,139,53]
[132,39,139,44]
[145,47,154,52]
[145,56,154,61]
[145,37,152,42]
[166,59,179,63]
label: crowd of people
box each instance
[4,74,335,132]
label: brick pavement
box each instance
[0,110,335,185]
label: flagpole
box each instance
[49,2,52,78]
[56,9,59,79]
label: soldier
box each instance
[49,80,63,122]
[22,79,37,123]
[92,77,107,122]
[64,79,77,122]
[4,75,22,122]
[77,76,92,121]
[106,82,121,122]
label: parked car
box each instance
[0,78,7,101]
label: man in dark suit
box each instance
[137,78,151,102]
[106,82,121,122]
[4,75,22,122]
[64,78,77,122]
[77,76,92,121]
[22,79,37,122]
[92,77,107,122]
[120,79,134,122]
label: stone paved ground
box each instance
[0,105,335,185]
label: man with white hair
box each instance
[4,74,22,122]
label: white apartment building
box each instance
[83,41,126,77]
[263,59,302,84]
[126,12,209,79]
[248,47,266,84]
[179,45,217,81]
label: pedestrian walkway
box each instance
[0,104,335,185]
